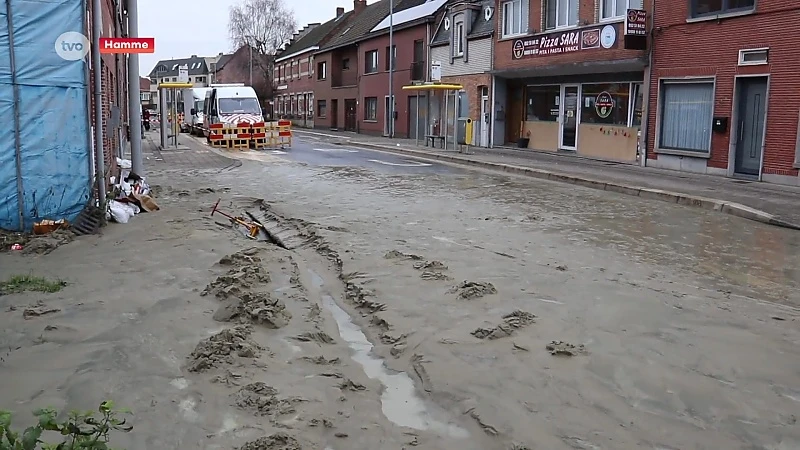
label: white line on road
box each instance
[272,150,287,154]
[314,148,359,153]
[367,159,432,167]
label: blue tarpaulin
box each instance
[0,0,91,231]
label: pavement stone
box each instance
[293,129,800,229]
[143,132,238,170]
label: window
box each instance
[658,80,714,154]
[525,85,559,121]
[317,61,327,80]
[342,58,350,70]
[365,50,379,73]
[454,16,465,56]
[384,46,396,71]
[502,0,524,37]
[691,0,755,18]
[196,76,206,83]
[218,98,261,115]
[317,100,327,118]
[738,48,768,65]
[140,92,151,101]
[601,0,644,20]
[545,0,578,29]
[365,97,378,121]
[581,83,631,126]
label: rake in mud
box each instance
[211,198,262,239]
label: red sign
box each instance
[99,38,155,54]
[625,9,647,36]
[511,26,608,60]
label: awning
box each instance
[491,58,647,79]
[402,83,463,91]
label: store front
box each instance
[519,80,644,161]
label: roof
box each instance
[431,0,494,46]
[318,0,426,52]
[372,0,446,32]
[214,54,235,71]
[277,12,354,62]
[148,56,208,77]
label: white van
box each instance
[181,87,210,135]
[202,84,263,139]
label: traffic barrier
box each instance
[208,122,237,149]
[231,122,251,149]
[251,122,270,149]
[277,119,292,148]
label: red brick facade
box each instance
[275,50,319,127]
[647,1,800,184]
[313,47,360,131]
[215,45,273,106]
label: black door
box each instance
[734,77,768,176]
[330,99,338,129]
[344,99,357,131]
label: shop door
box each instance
[408,95,427,140]
[330,99,338,129]
[734,77,767,176]
[344,99,357,131]
[480,87,490,147]
[560,85,579,150]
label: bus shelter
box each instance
[158,82,193,149]
[401,83,466,152]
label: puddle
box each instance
[321,294,468,438]
[308,268,325,288]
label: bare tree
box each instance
[228,0,297,95]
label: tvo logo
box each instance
[55,32,90,61]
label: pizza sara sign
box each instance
[595,92,614,118]
[511,24,617,60]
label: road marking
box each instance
[314,148,359,153]
[272,150,287,154]
[367,159,432,167]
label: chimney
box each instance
[336,6,344,17]
[354,0,366,14]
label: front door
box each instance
[560,85,579,150]
[330,99,338,129]
[480,87,490,147]
[734,77,768,176]
[344,99,357,131]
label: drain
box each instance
[70,205,105,235]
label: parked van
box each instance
[202,84,263,139]
[180,87,210,135]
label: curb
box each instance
[294,131,800,230]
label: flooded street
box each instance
[2,140,798,449]
[213,151,800,449]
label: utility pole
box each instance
[388,0,394,138]
[249,44,253,86]
[91,0,106,202]
[127,0,143,175]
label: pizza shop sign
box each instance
[511,25,614,60]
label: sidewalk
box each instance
[293,129,800,229]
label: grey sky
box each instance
[138,0,378,76]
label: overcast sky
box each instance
[138,0,378,77]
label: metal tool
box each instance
[211,198,261,238]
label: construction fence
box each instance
[208,120,292,150]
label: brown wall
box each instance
[647,0,800,178]
[313,47,359,130]
[215,46,273,103]
[493,0,647,71]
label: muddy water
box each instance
[309,267,469,439]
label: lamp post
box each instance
[249,44,253,85]
[388,0,394,138]
[127,0,143,175]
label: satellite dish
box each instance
[444,17,450,30]
[484,6,494,21]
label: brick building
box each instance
[140,77,155,110]
[213,45,273,107]
[430,0,496,147]
[274,9,354,128]
[646,0,800,186]
[492,0,647,163]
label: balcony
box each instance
[410,61,425,81]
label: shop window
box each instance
[581,83,630,126]
[317,100,327,118]
[658,80,714,154]
[525,85,559,121]
[502,0,524,37]
[601,0,644,20]
[365,97,378,121]
[545,0,578,30]
[690,0,754,18]
[458,91,469,118]
[365,50,379,74]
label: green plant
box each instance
[0,401,132,450]
[0,275,66,295]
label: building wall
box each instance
[313,48,359,130]
[647,0,800,182]
[432,37,493,76]
[215,47,273,104]
[359,24,429,137]
[274,49,316,125]
[493,0,648,71]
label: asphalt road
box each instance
[264,133,465,175]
